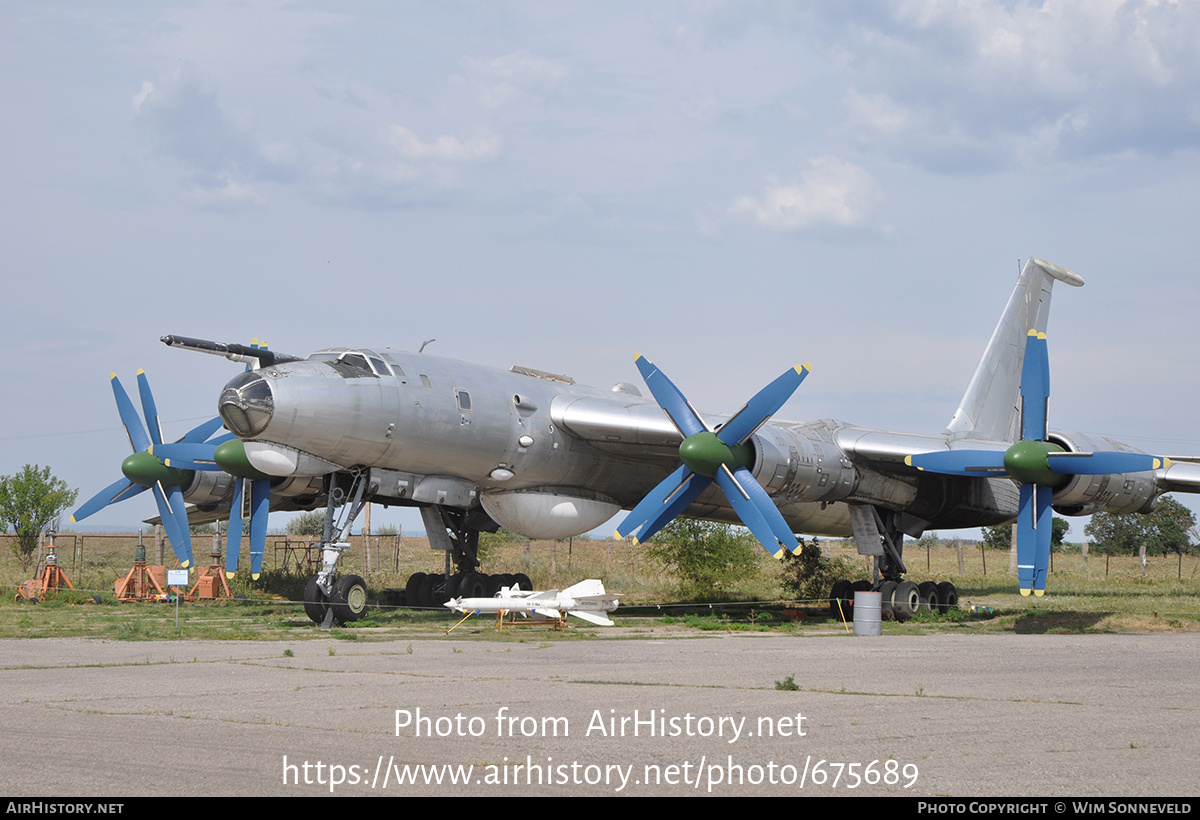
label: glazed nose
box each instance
[219,371,275,438]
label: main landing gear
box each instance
[831,504,959,623]
[828,578,958,622]
[400,506,530,609]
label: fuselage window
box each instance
[456,390,472,412]
[419,374,432,388]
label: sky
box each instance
[3,0,1200,543]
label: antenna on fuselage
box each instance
[419,338,436,353]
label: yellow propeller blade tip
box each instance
[1033,589,1045,597]
[226,572,236,580]
[136,368,145,376]
[630,536,640,547]
[612,530,623,541]
[109,372,117,380]
[252,573,260,581]
[772,548,784,560]
[69,516,77,524]
[1019,588,1031,597]
[181,560,190,569]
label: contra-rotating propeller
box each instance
[70,371,226,569]
[152,437,274,580]
[150,339,277,580]
[614,355,810,558]
[906,330,1168,596]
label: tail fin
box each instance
[944,258,1083,444]
[561,579,607,598]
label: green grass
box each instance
[2,534,1197,640]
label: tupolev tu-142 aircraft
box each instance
[72,257,1200,625]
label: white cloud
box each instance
[388,125,500,163]
[131,81,154,113]
[817,0,1200,168]
[730,157,881,231]
[468,50,569,108]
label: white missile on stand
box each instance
[444,579,620,626]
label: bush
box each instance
[779,541,855,602]
[640,519,759,596]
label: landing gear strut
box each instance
[303,470,371,626]
[401,506,530,609]
[831,504,958,622]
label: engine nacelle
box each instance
[181,470,236,507]
[480,487,622,540]
[1048,430,1160,516]
[754,421,908,506]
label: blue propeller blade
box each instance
[111,375,151,453]
[1020,331,1050,441]
[634,355,707,438]
[154,435,235,470]
[615,464,694,540]
[249,478,271,578]
[226,478,244,577]
[1046,451,1167,475]
[714,467,785,559]
[628,473,713,545]
[71,477,142,523]
[729,465,800,554]
[1015,483,1053,596]
[153,482,194,568]
[137,370,163,446]
[906,449,1008,476]
[181,416,225,444]
[717,364,810,446]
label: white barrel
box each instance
[853,590,882,636]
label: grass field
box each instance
[2,532,1198,640]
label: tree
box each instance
[640,519,759,596]
[1085,495,1196,556]
[982,523,1012,551]
[1052,517,1069,548]
[0,465,78,572]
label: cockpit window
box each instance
[368,356,392,377]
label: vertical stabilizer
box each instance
[944,258,1083,443]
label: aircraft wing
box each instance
[834,427,1008,469]
[1157,460,1200,495]
[550,394,686,459]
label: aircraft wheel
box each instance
[892,580,920,622]
[936,581,958,614]
[330,574,369,624]
[847,580,872,619]
[459,571,488,599]
[417,574,441,608]
[430,574,453,607]
[304,577,328,624]
[829,579,851,619]
[511,573,533,593]
[487,573,514,596]
[404,573,427,609]
[878,581,898,621]
[917,581,939,614]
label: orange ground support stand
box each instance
[188,534,232,599]
[14,544,74,602]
